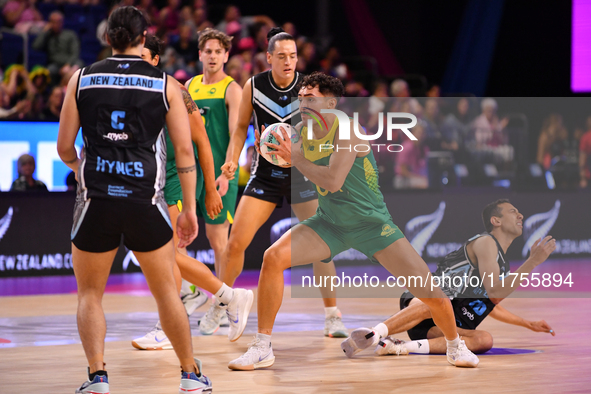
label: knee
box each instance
[226,237,246,257]
[207,233,227,253]
[472,331,493,354]
[419,296,448,311]
[262,244,290,272]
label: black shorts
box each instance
[71,197,173,253]
[400,291,491,340]
[243,165,317,208]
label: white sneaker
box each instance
[219,313,229,327]
[340,327,380,358]
[226,288,254,342]
[199,301,226,335]
[179,358,212,394]
[228,337,275,371]
[324,311,348,338]
[181,289,209,316]
[131,323,172,350]
[375,336,409,356]
[447,339,479,368]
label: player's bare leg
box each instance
[205,222,230,276]
[133,241,199,373]
[228,224,331,370]
[292,200,347,337]
[372,238,479,367]
[197,196,275,335]
[72,245,118,374]
[221,196,277,286]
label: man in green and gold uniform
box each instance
[229,72,480,371]
[185,28,243,334]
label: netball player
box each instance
[341,199,556,358]
[132,34,254,351]
[183,28,243,335]
[228,73,480,371]
[218,28,348,338]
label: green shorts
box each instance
[164,160,204,206]
[299,214,405,263]
[197,177,239,225]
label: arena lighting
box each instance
[483,164,498,177]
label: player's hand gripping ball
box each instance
[259,123,299,167]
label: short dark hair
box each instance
[107,6,147,52]
[298,72,345,98]
[267,27,294,54]
[144,34,163,60]
[482,199,511,232]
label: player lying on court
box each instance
[132,33,253,351]
[227,72,480,371]
[341,199,557,358]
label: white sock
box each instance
[256,333,272,347]
[181,279,194,295]
[215,283,234,306]
[155,320,162,330]
[405,339,430,354]
[324,306,339,318]
[373,323,389,339]
[446,335,460,349]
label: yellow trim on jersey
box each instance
[187,75,234,100]
[301,117,339,162]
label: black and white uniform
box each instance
[72,54,172,253]
[243,70,317,207]
[401,233,510,338]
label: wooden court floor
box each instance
[1,287,591,393]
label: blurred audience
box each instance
[395,123,429,189]
[33,11,83,84]
[537,113,569,170]
[10,154,48,192]
[579,117,591,189]
[2,0,46,34]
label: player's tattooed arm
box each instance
[177,165,197,173]
[179,85,198,114]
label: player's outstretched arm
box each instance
[179,84,222,218]
[475,235,556,303]
[57,70,82,173]
[222,78,253,179]
[166,75,197,247]
[488,304,555,336]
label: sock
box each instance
[89,370,108,381]
[256,333,272,347]
[405,339,430,354]
[181,279,194,295]
[446,335,460,349]
[215,283,234,306]
[155,320,162,330]
[373,323,389,339]
[324,306,339,318]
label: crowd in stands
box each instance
[1,1,590,191]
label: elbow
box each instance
[56,143,70,160]
[326,179,344,194]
